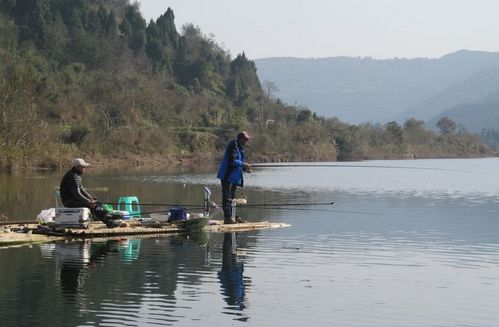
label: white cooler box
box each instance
[55,208,92,228]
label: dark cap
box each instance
[237,131,252,140]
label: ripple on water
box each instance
[237,228,499,326]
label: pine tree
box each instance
[119,3,146,54]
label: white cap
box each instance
[237,131,252,140]
[73,158,91,167]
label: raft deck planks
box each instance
[207,220,290,232]
[57,220,290,236]
[0,231,64,246]
[0,220,290,247]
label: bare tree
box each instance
[436,116,457,135]
[262,80,279,100]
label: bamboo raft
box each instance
[0,219,290,247]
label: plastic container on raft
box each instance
[149,212,170,222]
[116,196,141,218]
[55,208,91,228]
[168,207,187,222]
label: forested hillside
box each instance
[0,0,495,170]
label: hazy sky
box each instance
[137,0,499,60]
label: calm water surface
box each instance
[1,158,499,326]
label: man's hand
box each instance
[244,163,252,173]
[89,200,97,209]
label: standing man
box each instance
[60,158,120,228]
[217,131,252,224]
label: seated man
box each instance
[60,158,120,228]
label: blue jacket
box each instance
[217,139,246,186]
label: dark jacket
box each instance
[217,139,246,186]
[60,168,93,206]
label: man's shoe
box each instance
[235,216,247,223]
[105,219,122,228]
[224,219,237,224]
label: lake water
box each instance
[1,158,499,326]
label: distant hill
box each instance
[255,50,499,125]
[407,67,499,121]
[428,90,499,133]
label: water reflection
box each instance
[55,240,139,296]
[219,232,250,321]
[28,234,258,326]
[56,241,91,295]
[119,239,141,262]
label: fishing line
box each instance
[252,163,470,173]
[245,207,337,213]
[238,201,334,207]
[105,202,204,208]
[252,207,383,216]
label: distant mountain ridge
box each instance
[407,67,499,123]
[255,50,499,128]
[428,90,499,133]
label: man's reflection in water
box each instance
[57,241,91,295]
[58,240,121,294]
[218,232,249,318]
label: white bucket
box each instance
[150,213,171,222]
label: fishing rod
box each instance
[105,201,334,208]
[244,207,337,213]
[251,163,467,172]
[257,206,383,215]
[104,202,204,208]
[140,207,205,215]
[238,201,334,208]
[141,203,335,215]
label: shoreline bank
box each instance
[1,151,497,173]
